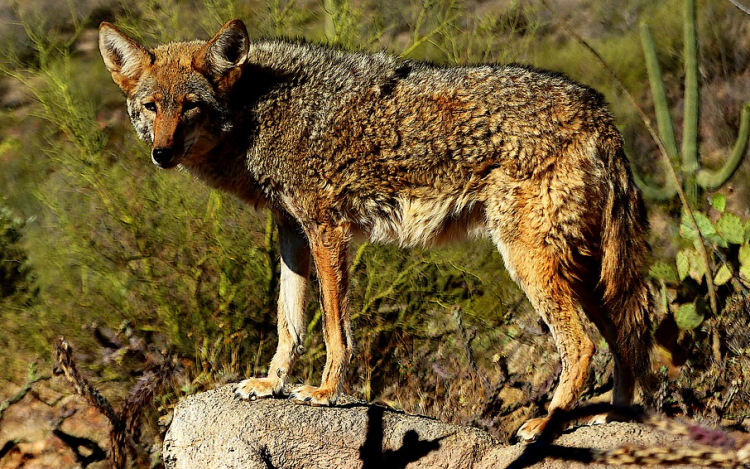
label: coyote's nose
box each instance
[152,147,174,167]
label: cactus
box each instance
[637,0,750,207]
[649,194,750,336]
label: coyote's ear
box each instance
[193,19,249,91]
[99,22,153,95]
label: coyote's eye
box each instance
[183,100,201,113]
[143,102,157,113]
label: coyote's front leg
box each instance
[235,218,311,400]
[289,223,353,405]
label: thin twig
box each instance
[451,306,491,394]
[402,0,459,57]
[728,0,750,15]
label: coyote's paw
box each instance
[516,416,550,442]
[588,409,629,426]
[588,413,610,426]
[289,385,337,407]
[234,377,284,401]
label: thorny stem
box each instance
[542,1,719,322]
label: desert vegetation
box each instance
[1,0,750,467]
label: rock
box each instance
[163,385,702,468]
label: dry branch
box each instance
[53,337,177,469]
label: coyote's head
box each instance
[99,20,249,169]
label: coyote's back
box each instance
[99,19,653,441]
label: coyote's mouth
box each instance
[154,159,180,169]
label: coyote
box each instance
[99,19,653,440]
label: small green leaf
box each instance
[745,219,750,242]
[714,264,732,286]
[219,272,228,297]
[675,249,706,284]
[717,213,744,245]
[695,212,716,237]
[679,213,697,242]
[649,262,678,283]
[688,249,706,284]
[680,210,717,244]
[710,194,727,213]
[675,302,704,330]
[676,250,690,281]
[740,242,750,268]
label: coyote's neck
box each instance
[182,143,267,208]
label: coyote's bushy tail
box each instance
[599,141,655,394]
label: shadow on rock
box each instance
[360,404,448,469]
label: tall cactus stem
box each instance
[633,162,678,201]
[635,21,679,200]
[696,102,750,190]
[640,22,680,163]
[636,0,745,204]
[681,0,699,207]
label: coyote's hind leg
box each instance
[493,233,595,442]
[236,217,311,400]
[572,284,637,411]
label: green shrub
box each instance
[0,205,36,301]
